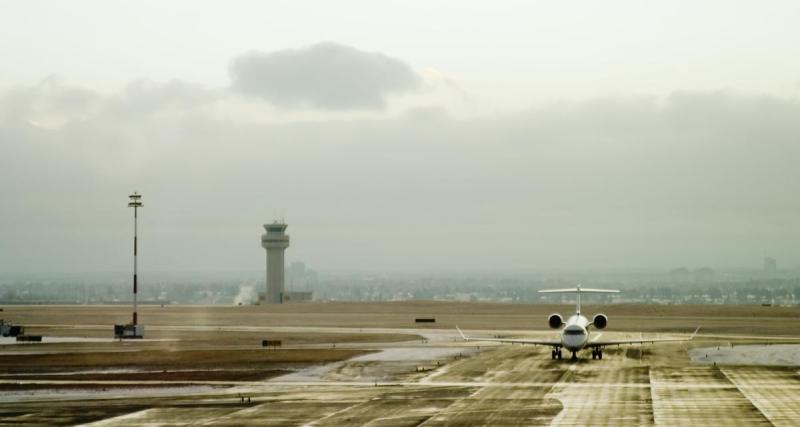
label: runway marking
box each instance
[648,368,661,426]
[546,361,656,426]
[195,401,274,426]
[412,346,565,426]
[545,362,580,427]
[722,367,800,426]
[650,366,771,427]
[301,400,369,427]
[720,368,776,426]
[414,380,488,426]
[81,408,159,426]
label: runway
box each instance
[72,349,800,426]
[3,330,800,425]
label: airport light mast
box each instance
[128,192,142,325]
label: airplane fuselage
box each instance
[560,314,591,352]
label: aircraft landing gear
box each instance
[552,349,563,360]
[592,348,604,360]
[570,351,577,362]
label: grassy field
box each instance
[1,348,368,369]
[0,348,370,382]
[3,301,799,336]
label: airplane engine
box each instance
[547,313,563,329]
[592,313,608,329]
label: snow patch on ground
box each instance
[690,344,800,366]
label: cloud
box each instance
[229,42,423,110]
[2,81,800,272]
[0,77,222,129]
[108,79,220,116]
[0,76,103,128]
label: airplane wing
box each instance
[456,326,561,347]
[589,327,701,347]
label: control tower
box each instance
[261,221,290,304]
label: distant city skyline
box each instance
[2,265,798,306]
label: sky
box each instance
[1,1,800,273]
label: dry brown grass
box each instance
[0,348,367,370]
[24,327,421,346]
[3,301,799,337]
[0,370,286,382]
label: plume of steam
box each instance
[234,284,258,306]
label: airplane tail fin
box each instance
[538,284,620,315]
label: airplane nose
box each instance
[562,327,587,351]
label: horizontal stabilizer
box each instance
[539,285,618,314]
[538,288,620,293]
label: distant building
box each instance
[283,291,313,303]
[286,260,315,301]
[288,261,307,288]
[693,268,715,283]
[289,261,306,277]
[670,268,690,283]
[764,257,777,274]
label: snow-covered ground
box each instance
[690,344,800,366]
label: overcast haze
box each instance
[1,1,800,273]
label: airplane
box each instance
[457,284,700,361]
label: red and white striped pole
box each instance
[128,192,142,325]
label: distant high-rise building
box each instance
[286,260,315,302]
[693,268,715,283]
[670,267,690,283]
[764,257,777,274]
[261,221,290,304]
[289,261,306,278]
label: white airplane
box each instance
[457,285,700,361]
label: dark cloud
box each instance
[229,42,422,110]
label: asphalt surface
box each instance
[2,327,800,426]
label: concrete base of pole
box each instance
[114,324,144,339]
